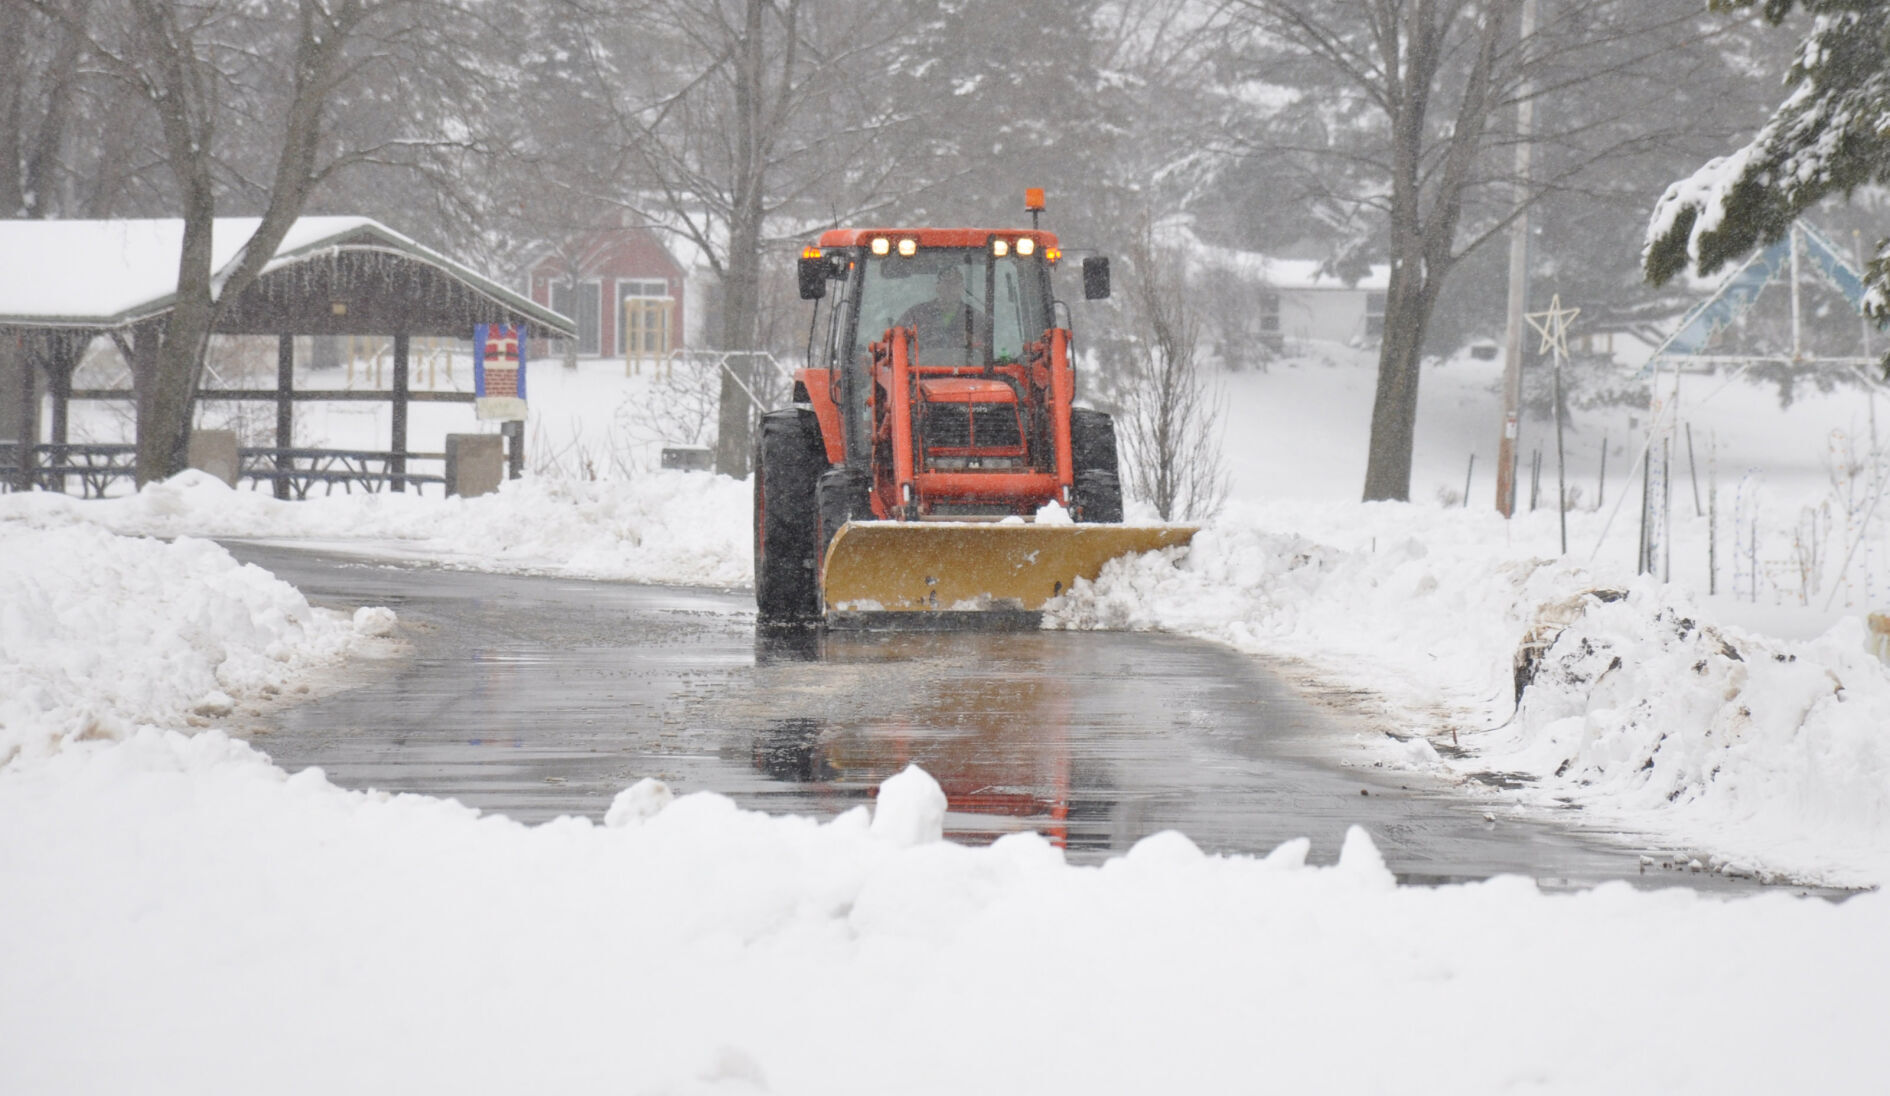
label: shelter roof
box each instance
[0,217,573,337]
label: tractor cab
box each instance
[802,230,1064,494]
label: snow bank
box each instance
[12,459,1889,884]
[0,518,386,767]
[1,467,752,588]
[1499,589,1890,884]
[3,738,1887,1095]
[1047,497,1890,885]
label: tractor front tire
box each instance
[753,409,827,623]
[1070,408,1121,478]
[1072,469,1124,523]
[1070,409,1123,523]
[816,466,873,570]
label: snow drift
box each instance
[0,518,388,767]
[1047,498,1890,885]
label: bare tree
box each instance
[1226,0,1738,501]
[1120,223,1228,522]
[0,0,91,218]
[560,0,916,478]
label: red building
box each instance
[526,223,686,360]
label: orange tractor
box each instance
[754,193,1195,624]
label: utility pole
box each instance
[1496,0,1537,517]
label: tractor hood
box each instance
[917,377,1017,403]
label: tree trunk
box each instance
[713,208,763,478]
[1360,20,1433,504]
[0,15,26,217]
[25,6,85,217]
[1361,264,1435,501]
[712,0,769,479]
[136,194,217,484]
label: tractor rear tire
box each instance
[1072,469,1124,524]
[1070,408,1121,478]
[753,409,827,623]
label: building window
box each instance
[1365,291,1387,338]
[619,278,674,360]
[552,280,602,356]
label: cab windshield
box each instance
[854,248,1052,367]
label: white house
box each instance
[1194,245,1390,350]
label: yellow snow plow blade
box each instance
[821,521,1198,619]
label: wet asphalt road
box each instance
[227,542,1780,890]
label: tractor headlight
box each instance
[1016,237,1036,257]
[870,237,891,256]
[991,239,1010,257]
[897,238,918,257]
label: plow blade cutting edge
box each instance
[820,521,1198,620]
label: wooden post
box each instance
[624,298,637,376]
[503,418,524,480]
[392,333,410,492]
[1685,422,1702,517]
[1708,431,1718,596]
[1638,450,1651,576]
[1750,515,1758,601]
[1554,352,1567,554]
[131,323,159,437]
[1596,432,1607,509]
[47,347,70,448]
[5,331,34,491]
[47,338,75,496]
[1662,436,1674,582]
[275,334,294,499]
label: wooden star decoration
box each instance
[1525,294,1580,359]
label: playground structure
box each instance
[342,335,459,389]
[1619,219,1890,611]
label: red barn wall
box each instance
[527,226,686,358]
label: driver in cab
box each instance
[899,265,982,363]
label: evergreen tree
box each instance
[1644,0,1890,334]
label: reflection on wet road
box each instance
[229,542,1774,889]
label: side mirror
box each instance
[797,256,828,300]
[1082,256,1110,300]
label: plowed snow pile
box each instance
[0,519,390,766]
[1047,498,1890,886]
[2,467,752,588]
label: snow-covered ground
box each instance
[6,344,1890,1091]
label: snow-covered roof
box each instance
[1193,244,1390,292]
[1151,218,1390,292]
[0,216,572,335]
